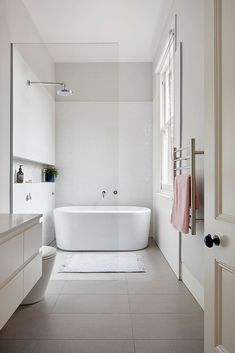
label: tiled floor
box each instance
[0,240,204,353]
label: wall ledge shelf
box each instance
[13,155,55,167]
[14,182,55,185]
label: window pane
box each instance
[161,129,169,185]
[160,76,166,128]
[158,35,174,192]
[168,123,173,185]
[170,69,174,118]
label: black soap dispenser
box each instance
[17,165,24,183]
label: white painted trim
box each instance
[155,26,175,74]
[181,263,204,310]
[155,191,173,200]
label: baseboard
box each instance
[181,263,204,310]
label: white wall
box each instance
[56,101,119,206]
[153,0,205,307]
[0,0,45,213]
[56,101,152,208]
[13,45,55,165]
[55,63,153,229]
[12,44,56,245]
[0,2,11,213]
[55,63,153,102]
[118,102,152,209]
[0,0,56,244]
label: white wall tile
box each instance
[55,63,152,102]
[55,101,153,215]
[13,46,55,165]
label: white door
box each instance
[204,0,235,352]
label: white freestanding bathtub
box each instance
[54,206,151,251]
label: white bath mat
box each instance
[58,253,145,273]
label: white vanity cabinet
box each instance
[0,214,42,330]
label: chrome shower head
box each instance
[27,80,73,97]
[57,87,73,97]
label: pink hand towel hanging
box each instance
[171,174,200,234]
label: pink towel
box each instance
[171,174,200,234]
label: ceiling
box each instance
[22,0,173,62]
[45,43,120,63]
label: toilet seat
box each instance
[22,245,56,304]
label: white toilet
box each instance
[22,246,56,305]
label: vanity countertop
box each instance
[0,214,42,244]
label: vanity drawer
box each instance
[0,271,23,330]
[24,223,42,262]
[0,234,23,287]
[23,253,42,297]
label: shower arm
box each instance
[27,80,66,90]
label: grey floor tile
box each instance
[0,240,204,352]
[141,267,176,280]
[129,294,203,313]
[32,339,135,353]
[53,294,130,313]
[127,242,179,281]
[51,272,127,281]
[134,339,204,353]
[46,281,65,294]
[127,279,188,294]
[18,295,59,314]
[62,280,128,294]
[125,270,177,281]
[0,313,133,339]
[126,254,177,281]
[0,340,36,353]
[141,253,175,267]
[132,313,203,339]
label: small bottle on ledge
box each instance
[17,165,24,183]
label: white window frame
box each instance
[157,31,175,194]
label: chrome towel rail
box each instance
[173,138,204,235]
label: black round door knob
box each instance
[204,234,220,248]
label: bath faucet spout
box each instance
[102,190,106,198]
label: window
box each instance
[158,32,174,192]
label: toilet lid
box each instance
[41,246,56,259]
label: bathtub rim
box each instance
[54,206,151,214]
[55,243,150,252]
